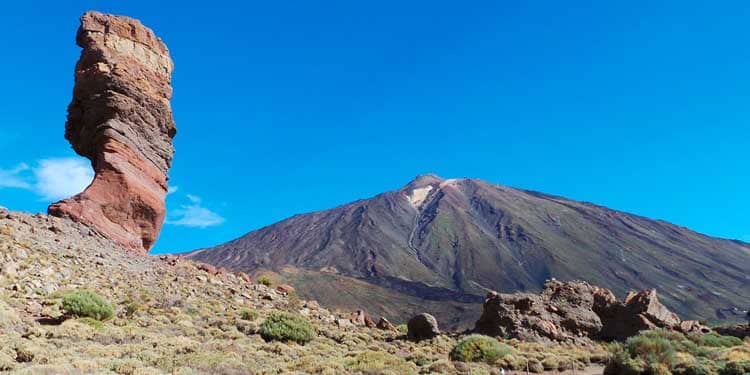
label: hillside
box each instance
[0,208,619,373]
[188,174,750,328]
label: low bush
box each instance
[239,308,258,321]
[259,312,315,344]
[606,330,749,375]
[257,276,272,287]
[61,290,114,321]
[450,335,514,365]
[690,333,744,349]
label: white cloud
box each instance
[33,158,94,201]
[167,185,179,195]
[167,194,225,228]
[0,163,32,189]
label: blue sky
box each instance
[0,1,748,254]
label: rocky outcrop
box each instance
[407,313,440,341]
[48,11,176,254]
[475,280,710,342]
[594,288,693,341]
[474,280,603,343]
[715,324,750,339]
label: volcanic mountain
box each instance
[187,174,750,328]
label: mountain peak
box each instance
[404,173,443,189]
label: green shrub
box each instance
[719,361,750,375]
[690,333,744,349]
[239,308,258,321]
[61,290,114,321]
[607,330,747,375]
[604,350,646,375]
[257,276,272,287]
[396,324,408,335]
[673,360,718,375]
[450,335,514,365]
[259,312,315,344]
[625,332,679,368]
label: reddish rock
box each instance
[595,288,685,341]
[678,320,712,334]
[474,280,602,343]
[159,255,180,266]
[376,317,398,332]
[196,263,218,275]
[236,272,252,283]
[276,284,296,295]
[349,310,377,328]
[48,11,176,254]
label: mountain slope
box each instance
[188,175,750,327]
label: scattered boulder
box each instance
[407,313,440,341]
[48,11,177,254]
[276,284,295,295]
[196,263,218,275]
[474,280,603,343]
[349,310,377,328]
[679,320,712,335]
[236,272,252,283]
[376,317,398,332]
[159,255,180,266]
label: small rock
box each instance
[2,262,18,278]
[197,263,218,275]
[376,317,398,332]
[236,272,251,283]
[304,300,320,310]
[336,318,353,328]
[276,284,295,295]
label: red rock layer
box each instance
[48,11,176,254]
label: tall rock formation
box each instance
[48,11,176,254]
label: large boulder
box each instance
[474,280,603,343]
[48,11,176,254]
[407,313,440,341]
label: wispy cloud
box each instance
[0,163,32,189]
[167,185,179,195]
[167,194,225,228]
[33,158,94,200]
[0,158,94,200]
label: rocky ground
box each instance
[0,208,610,374]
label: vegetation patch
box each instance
[61,290,114,321]
[239,308,258,321]
[344,350,418,375]
[259,312,315,344]
[257,276,272,287]
[605,329,750,375]
[450,334,514,365]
